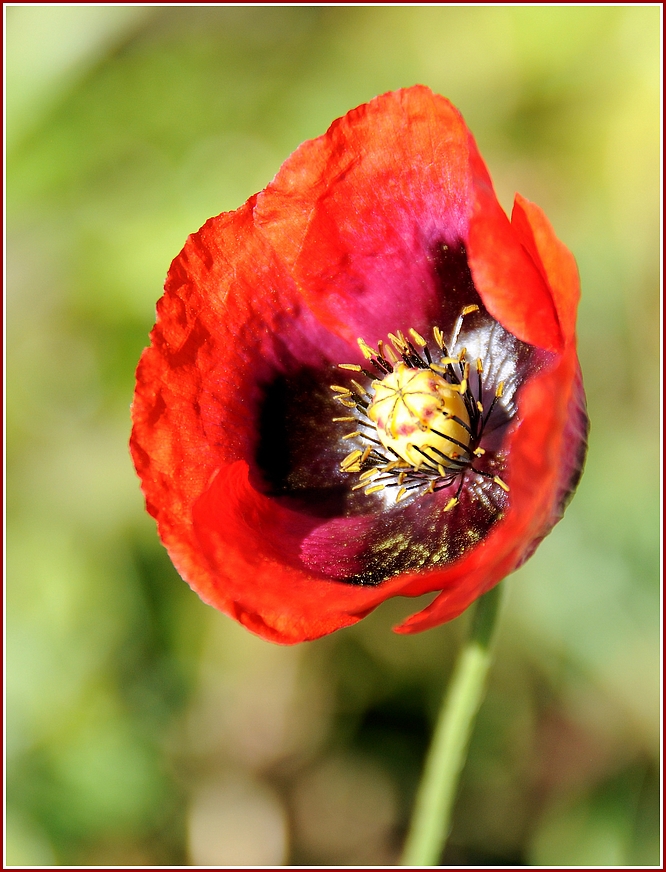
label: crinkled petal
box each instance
[132,203,425,643]
[510,193,580,345]
[192,462,420,643]
[254,86,471,347]
[466,151,563,352]
[255,86,562,357]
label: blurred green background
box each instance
[6,5,660,866]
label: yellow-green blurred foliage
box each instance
[6,6,660,866]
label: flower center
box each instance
[367,363,472,471]
[330,311,509,509]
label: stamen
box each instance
[409,328,427,347]
[358,338,378,359]
[449,415,474,436]
[412,445,441,471]
[447,381,466,394]
[430,359,458,373]
[450,304,479,350]
[482,380,505,427]
[427,429,473,456]
[425,445,468,468]
[334,318,511,510]
[472,358,485,418]
[340,450,362,470]
[387,332,405,351]
[356,432,384,447]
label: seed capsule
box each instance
[366,362,471,470]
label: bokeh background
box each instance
[6,5,661,866]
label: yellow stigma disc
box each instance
[367,363,471,470]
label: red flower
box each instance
[130,86,588,644]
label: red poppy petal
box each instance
[256,86,564,357]
[466,150,563,353]
[131,202,423,643]
[190,461,420,643]
[510,193,580,345]
[254,86,473,345]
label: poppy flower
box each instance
[130,85,588,644]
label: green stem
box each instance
[400,583,503,866]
